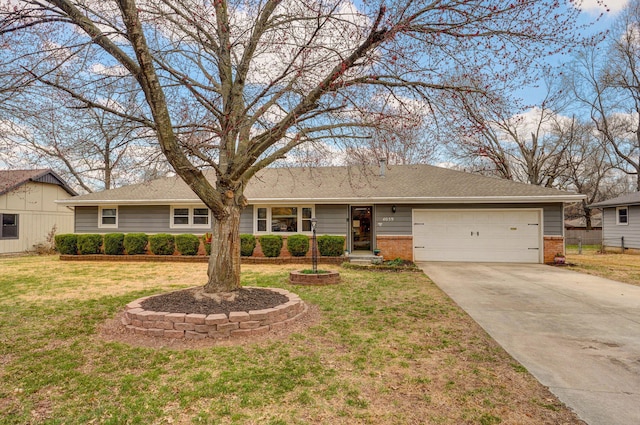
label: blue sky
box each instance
[517,0,629,106]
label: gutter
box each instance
[56,194,586,206]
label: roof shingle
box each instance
[59,164,583,205]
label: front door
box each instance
[351,206,373,252]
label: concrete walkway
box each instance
[418,262,640,425]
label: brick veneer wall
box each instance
[122,287,307,340]
[375,235,413,261]
[543,236,565,264]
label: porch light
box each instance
[392,205,397,213]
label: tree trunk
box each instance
[584,206,593,231]
[205,204,242,293]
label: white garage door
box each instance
[413,209,541,263]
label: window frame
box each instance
[616,206,629,226]
[98,206,118,229]
[253,205,314,234]
[170,205,211,229]
[0,213,19,239]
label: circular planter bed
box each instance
[289,270,340,286]
[122,286,307,340]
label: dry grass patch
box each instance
[566,252,640,286]
[0,256,583,424]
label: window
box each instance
[254,206,314,233]
[173,208,190,225]
[272,207,298,232]
[193,208,209,225]
[617,206,629,225]
[0,213,18,239]
[257,208,267,231]
[99,207,118,228]
[171,206,211,228]
[302,207,313,231]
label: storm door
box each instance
[351,206,373,252]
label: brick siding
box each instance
[375,235,413,261]
[543,236,565,264]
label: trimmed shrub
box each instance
[203,233,212,256]
[124,233,148,255]
[176,234,199,256]
[317,235,345,256]
[54,234,77,255]
[149,233,175,255]
[287,234,309,257]
[258,235,283,258]
[77,234,103,255]
[103,233,125,255]
[240,234,256,257]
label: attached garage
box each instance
[413,209,542,263]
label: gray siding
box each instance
[240,207,253,234]
[602,206,640,249]
[118,205,171,232]
[75,206,98,232]
[74,202,564,237]
[316,204,348,235]
[375,204,412,235]
[75,205,210,234]
[374,203,563,236]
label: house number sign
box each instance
[382,217,395,222]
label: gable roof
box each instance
[589,192,640,208]
[58,164,584,206]
[0,169,77,197]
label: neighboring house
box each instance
[0,169,77,254]
[57,163,584,263]
[564,213,603,245]
[590,193,640,251]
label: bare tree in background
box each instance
[442,86,573,187]
[571,0,640,191]
[345,109,438,165]
[557,117,617,230]
[1,82,169,192]
[1,0,593,292]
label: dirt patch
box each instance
[140,287,289,314]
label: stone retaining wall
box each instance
[289,271,340,285]
[122,287,307,340]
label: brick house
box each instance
[58,163,583,264]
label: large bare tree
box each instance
[1,81,169,192]
[571,0,640,191]
[441,81,576,187]
[1,0,591,292]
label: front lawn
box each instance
[567,251,640,286]
[0,256,581,424]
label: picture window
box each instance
[255,206,314,233]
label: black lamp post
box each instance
[311,217,318,273]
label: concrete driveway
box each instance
[418,262,640,425]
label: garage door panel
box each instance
[413,210,541,263]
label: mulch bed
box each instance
[140,287,289,315]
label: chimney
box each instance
[379,158,387,177]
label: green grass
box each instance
[0,256,582,424]
[564,244,602,255]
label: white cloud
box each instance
[89,63,129,77]
[579,0,629,14]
